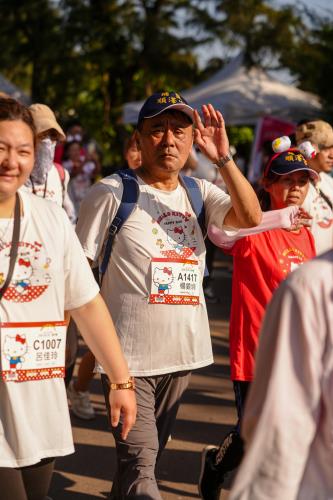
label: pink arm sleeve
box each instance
[208,206,299,249]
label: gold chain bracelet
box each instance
[110,376,135,391]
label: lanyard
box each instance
[0,194,21,301]
[30,173,48,199]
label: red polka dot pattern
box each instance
[1,367,65,383]
[149,294,199,305]
[161,247,195,259]
[3,285,48,303]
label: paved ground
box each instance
[50,254,237,499]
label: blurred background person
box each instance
[296,119,333,255]
[62,140,99,218]
[22,103,76,224]
[229,247,333,500]
[55,118,102,172]
[123,132,141,170]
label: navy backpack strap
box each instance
[99,169,139,280]
[181,175,206,236]
[180,175,209,277]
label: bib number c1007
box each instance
[1,321,67,383]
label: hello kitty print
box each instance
[153,266,174,296]
[3,333,28,380]
[151,209,199,259]
[149,206,201,305]
[149,258,200,305]
[0,240,51,303]
[1,321,67,383]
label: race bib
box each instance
[150,258,200,305]
[1,321,66,382]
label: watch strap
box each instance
[215,151,233,169]
[110,376,135,390]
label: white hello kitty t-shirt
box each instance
[302,172,333,255]
[0,191,99,467]
[76,174,232,376]
[20,163,70,207]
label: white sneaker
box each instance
[67,380,95,420]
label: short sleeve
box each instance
[62,212,99,310]
[196,178,233,229]
[75,177,123,263]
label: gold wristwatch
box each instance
[110,376,135,391]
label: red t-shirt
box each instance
[227,227,316,381]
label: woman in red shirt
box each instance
[199,148,317,500]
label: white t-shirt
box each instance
[302,172,333,255]
[230,250,333,500]
[21,164,77,224]
[21,163,69,207]
[0,191,99,467]
[76,174,232,376]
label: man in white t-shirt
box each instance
[296,119,333,254]
[76,91,262,499]
[21,103,76,224]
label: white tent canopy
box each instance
[123,54,322,125]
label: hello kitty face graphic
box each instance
[0,240,52,303]
[4,334,28,376]
[152,209,199,259]
[153,267,174,295]
[12,257,33,294]
[167,226,186,253]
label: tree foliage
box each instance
[0,0,332,164]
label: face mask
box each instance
[31,138,56,184]
[67,133,82,142]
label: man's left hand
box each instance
[193,104,230,164]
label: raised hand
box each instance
[193,104,230,163]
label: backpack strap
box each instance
[180,175,209,277]
[99,169,139,282]
[180,175,206,237]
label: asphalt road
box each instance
[49,253,236,499]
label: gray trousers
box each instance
[101,370,191,499]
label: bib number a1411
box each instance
[149,258,200,305]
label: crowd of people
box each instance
[0,89,332,500]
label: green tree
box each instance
[59,0,212,163]
[197,1,333,117]
[0,0,67,102]
[279,8,333,118]
[1,0,332,163]
[202,0,303,68]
